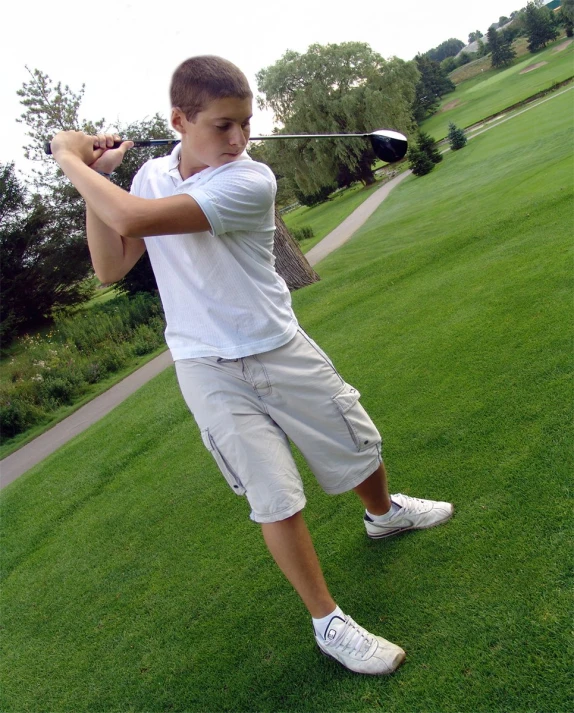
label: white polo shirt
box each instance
[130,146,298,360]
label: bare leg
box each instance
[353,462,392,516]
[261,511,336,618]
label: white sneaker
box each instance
[315,613,405,675]
[364,493,454,539]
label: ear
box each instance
[171,108,186,136]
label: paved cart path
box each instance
[0,171,410,489]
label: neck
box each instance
[178,153,208,180]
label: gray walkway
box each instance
[0,171,410,489]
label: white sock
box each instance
[366,501,400,522]
[313,605,344,639]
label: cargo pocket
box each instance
[200,428,246,496]
[332,384,381,452]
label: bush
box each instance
[291,226,315,242]
[293,184,335,207]
[0,391,46,439]
[0,293,167,443]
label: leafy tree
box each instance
[0,163,94,342]
[468,31,484,43]
[257,43,418,192]
[425,38,465,63]
[456,52,473,66]
[487,25,517,67]
[441,56,458,73]
[17,68,175,298]
[559,0,574,36]
[412,54,455,123]
[562,0,574,22]
[524,1,559,52]
[448,123,467,151]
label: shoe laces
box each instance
[331,617,374,659]
[393,493,429,514]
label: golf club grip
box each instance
[43,139,181,155]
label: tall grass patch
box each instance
[0,293,165,442]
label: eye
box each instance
[242,120,251,129]
[216,123,231,131]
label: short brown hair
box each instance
[170,56,253,121]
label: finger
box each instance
[119,140,134,154]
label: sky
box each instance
[2,0,523,179]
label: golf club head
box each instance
[369,130,408,163]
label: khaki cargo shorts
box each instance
[175,328,382,523]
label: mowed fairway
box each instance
[422,37,573,139]
[1,92,572,712]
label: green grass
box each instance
[1,93,573,712]
[422,35,574,140]
[283,179,387,253]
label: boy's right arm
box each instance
[86,205,146,284]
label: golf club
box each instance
[44,129,408,163]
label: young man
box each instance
[50,55,453,676]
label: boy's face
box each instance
[172,96,253,172]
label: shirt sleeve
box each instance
[178,161,277,236]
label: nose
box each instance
[229,125,247,149]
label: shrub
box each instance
[0,390,46,438]
[0,293,167,443]
[291,226,315,242]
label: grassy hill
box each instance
[422,35,573,140]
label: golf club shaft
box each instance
[43,133,372,154]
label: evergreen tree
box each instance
[408,146,435,176]
[417,132,443,164]
[524,1,559,52]
[412,54,455,122]
[487,26,517,68]
[448,123,467,151]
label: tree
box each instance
[417,132,443,164]
[487,25,517,68]
[563,0,574,22]
[425,38,465,63]
[408,146,434,176]
[468,31,484,44]
[412,54,455,122]
[0,164,93,342]
[559,0,574,36]
[524,1,559,52]
[257,43,418,192]
[441,56,458,73]
[448,123,467,151]
[408,131,442,177]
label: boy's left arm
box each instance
[51,131,210,238]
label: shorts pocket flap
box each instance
[332,384,361,413]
